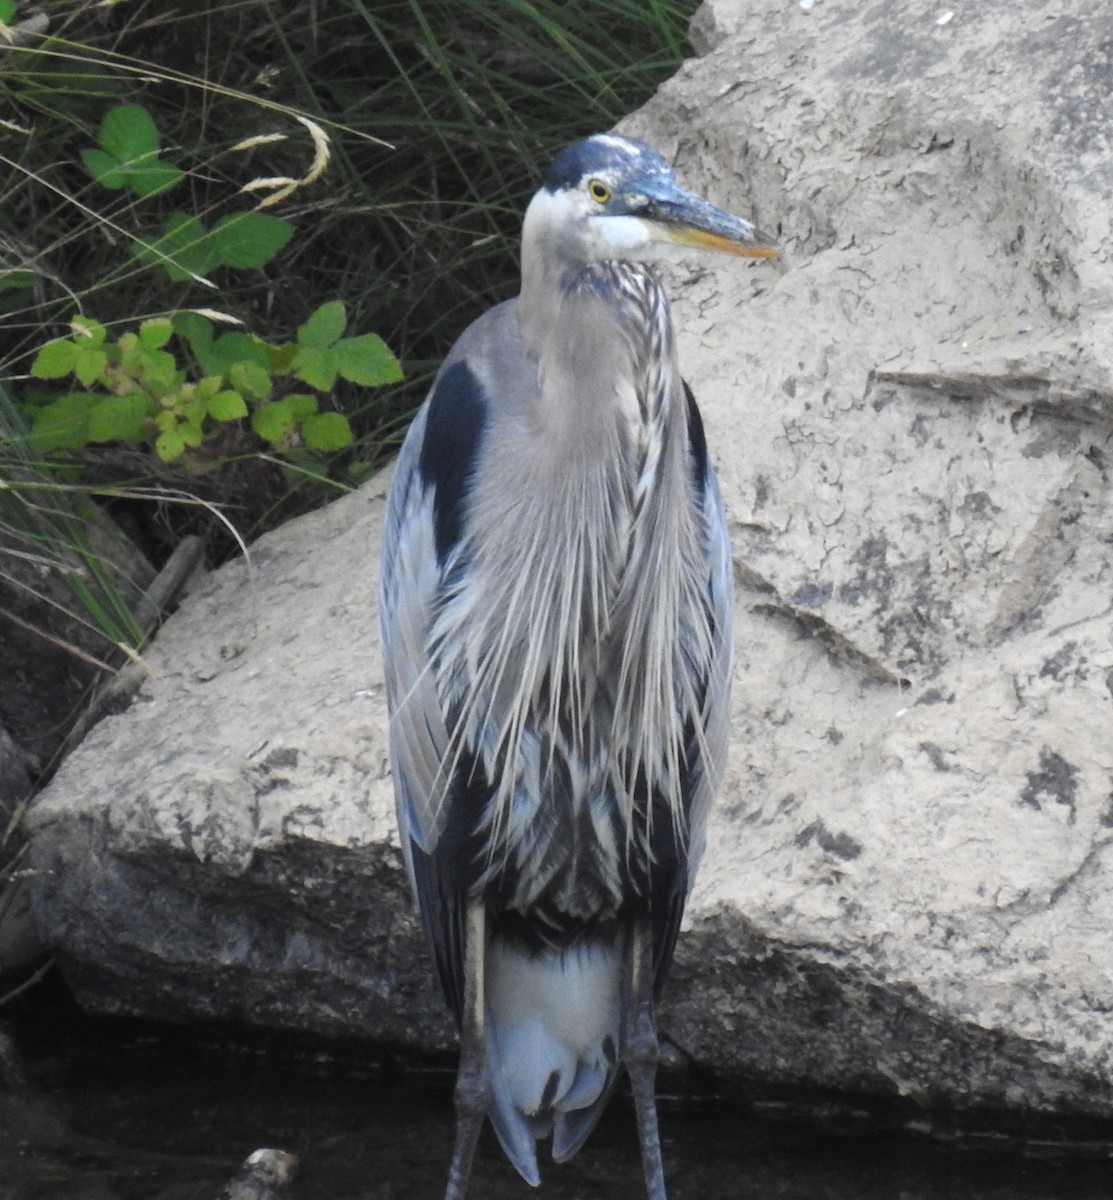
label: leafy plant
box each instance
[81,102,183,198]
[0,0,695,550]
[76,100,297,283]
[131,211,296,284]
[15,95,389,471]
[26,305,401,464]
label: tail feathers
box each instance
[551,1067,622,1161]
[484,936,624,1185]
[487,1072,544,1187]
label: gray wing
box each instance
[683,378,733,884]
[379,303,517,1019]
[379,400,448,858]
[380,305,518,858]
[647,380,733,998]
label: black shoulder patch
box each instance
[418,359,487,561]
[683,379,709,499]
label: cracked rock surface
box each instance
[26,0,1113,1114]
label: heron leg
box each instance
[626,920,668,1200]
[444,901,488,1200]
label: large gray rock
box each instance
[26,481,452,1048]
[620,0,1113,1110]
[25,0,1113,1116]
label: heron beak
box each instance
[667,222,781,258]
[640,181,780,258]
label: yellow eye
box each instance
[588,178,611,204]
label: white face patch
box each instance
[585,213,655,257]
[523,181,663,267]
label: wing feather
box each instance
[380,356,492,1020]
[647,380,733,996]
[380,404,452,857]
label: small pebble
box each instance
[219,1148,298,1200]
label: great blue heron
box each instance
[380,133,777,1199]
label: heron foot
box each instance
[627,921,668,1200]
[627,1001,667,1200]
[443,901,489,1200]
[444,1058,487,1200]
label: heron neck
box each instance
[519,249,670,458]
[450,249,710,840]
[518,237,573,364]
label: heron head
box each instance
[526,133,779,266]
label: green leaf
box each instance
[333,334,403,387]
[28,393,97,451]
[117,334,178,393]
[300,411,353,452]
[291,346,337,391]
[211,212,294,270]
[87,393,153,443]
[175,315,269,379]
[229,359,272,399]
[251,393,318,448]
[99,103,161,159]
[0,0,19,23]
[128,161,181,198]
[73,345,108,388]
[139,318,173,350]
[80,147,122,185]
[262,339,298,373]
[178,417,205,448]
[155,427,185,462]
[251,400,296,447]
[84,104,183,198]
[131,213,213,282]
[284,393,319,420]
[298,301,346,349]
[0,267,36,296]
[205,333,271,377]
[172,311,214,363]
[140,350,180,392]
[206,390,248,421]
[134,212,293,281]
[194,376,222,400]
[0,268,35,314]
[136,210,297,282]
[70,315,106,346]
[31,339,77,379]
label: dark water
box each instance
[4,994,1113,1200]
